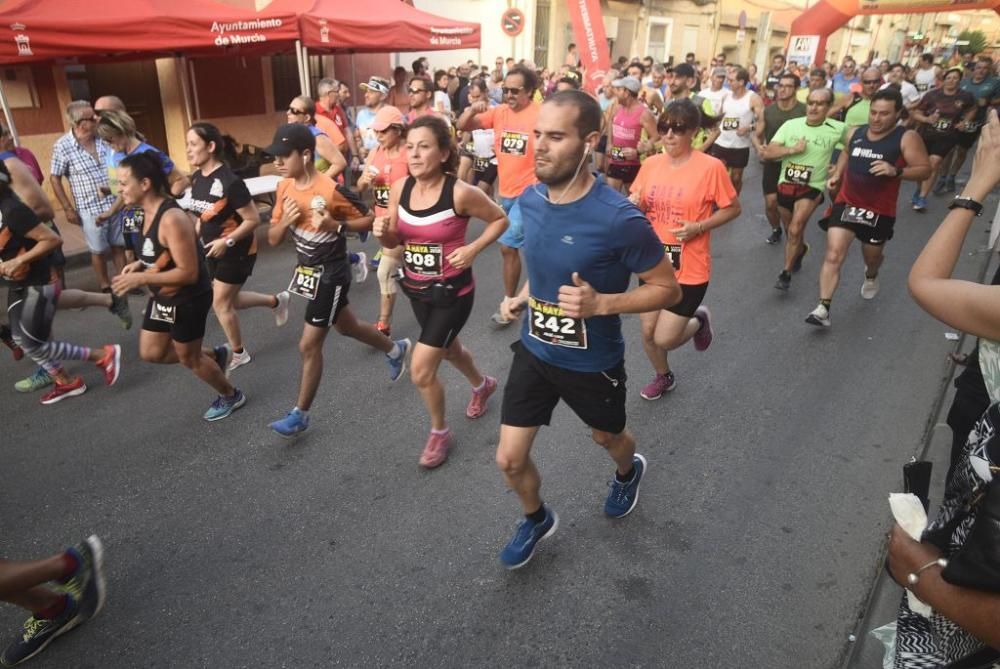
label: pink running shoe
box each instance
[419,430,452,469]
[639,372,676,400]
[693,306,713,352]
[466,375,497,419]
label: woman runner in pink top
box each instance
[374,115,509,469]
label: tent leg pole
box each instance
[350,53,358,124]
[177,56,194,127]
[296,39,308,96]
[0,82,20,147]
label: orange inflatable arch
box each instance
[787,0,1000,67]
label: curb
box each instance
[839,202,997,669]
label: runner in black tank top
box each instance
[374,115,508,469]
[184,123,290,373]
[806,89,931,328]
[112,151,247,422]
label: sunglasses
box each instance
[862,79,881,85]
[407,88,426,94]
[502,87,523,95]
[658,122,691,135]
[287,107,307,115]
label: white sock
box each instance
[388,342,401,359]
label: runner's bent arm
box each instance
[448,181,508,268]
[456,101,489,132]
[896,130,931,182]
[827,127,855,190]
[559,257,679,319]
[49,175,78,224]
[7,159,54,221]
[316,135,347,179]
[638,111,660,156]
[0,222,60,278]
[908,110,1000,339]
[142,211,202,288]
[165,167,190,198]
[267,191,299,246]
[759,137,804,161]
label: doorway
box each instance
[66,60,169,151]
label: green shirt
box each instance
[844,97,871,128]
[772,116,846,191]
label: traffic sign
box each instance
[501,8,525,37]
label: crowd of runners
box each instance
[2,46,999,666]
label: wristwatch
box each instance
[948,197,984,216]
[224,236,236,248]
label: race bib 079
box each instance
[403,242,443,276]
[500,131,529,156]
[528,296,587,349]
[784,162,813,185]
[841,205,879,227]
[288,264,323,300]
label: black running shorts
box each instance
[607,162,641,183]
[206,254,256,286]
[709,145,750,169]
[409,289,475,349]
[827,203,896,246]
[141,291,212,343]
[762,162,781,196]
[501,340,628,435]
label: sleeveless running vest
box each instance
[139,199,211,305]
[397,174,473,296]
[837,124,907,218]
[368,145,409,215]
[716,91,755,149]
[610,103,643,166]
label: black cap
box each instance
[264,123,315,157]
[673,63,695,79]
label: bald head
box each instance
[94,95,126,113]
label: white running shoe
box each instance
[273,291,290,327]
[353,252,369,284]
[805,304,831,327]
[861,275,880,300]
[228,348,252,372]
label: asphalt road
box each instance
[1,162,992,669]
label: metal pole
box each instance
[350,52,358,125]
[295,39,308,96]
[0,81,20,146]
[177,56,194,127]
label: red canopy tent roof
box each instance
[267,0,480,52]
[0,0,301,65]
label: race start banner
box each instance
[566,0,610,95]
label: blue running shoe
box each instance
[358,230,370,243]
[913,195,928,213]
[604,453,648,518]
[62,536,106,623]
[1,595,81,667]
[499,506,558,569]
[203,389,247,422]
[270,408,309,438]
[386,338,411,383]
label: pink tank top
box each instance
[610,103,644,166]
[396,174,473,295]
[368,145,409,215]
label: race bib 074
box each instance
[784,162,813,185]
[403,242,443,276]
[373,184,391,209]
[473,156,491,173]
[528,296,587,349]
[500,131,529,156]
[288,264,323,300]
[149,301,176,324]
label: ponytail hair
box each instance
[119,151,170,196]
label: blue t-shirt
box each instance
[517,178,664,372]
[832,72,859,95]
[107,141,174,195]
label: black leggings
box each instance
[7,284,90,377]
[408,289,475,349]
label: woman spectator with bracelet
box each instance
[891,108,1000,668]
[628,99,741,401]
